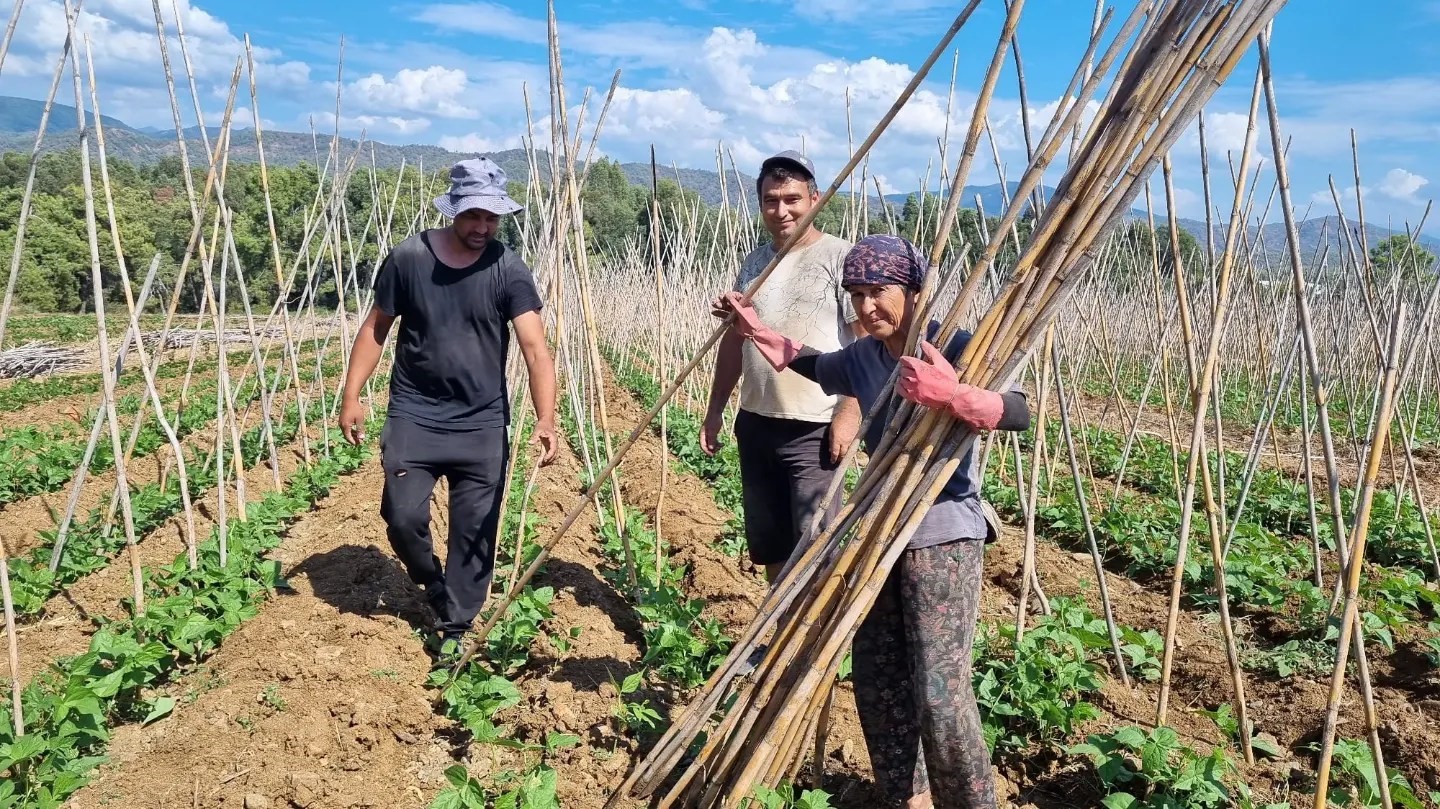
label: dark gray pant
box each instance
[379,416,508,635]
[733,409,842,566]
[852,539,995,808]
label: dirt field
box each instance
[24,370,1438,808]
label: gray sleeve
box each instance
[732,249,761,293]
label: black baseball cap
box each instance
[760,149,816,180]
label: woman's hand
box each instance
[897,340,1003,431]
[714,291,803,371]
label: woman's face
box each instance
[848,283,913,341]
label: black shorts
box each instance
[734,409,843,566]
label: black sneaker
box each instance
[424,584,449,628]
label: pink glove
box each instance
[897,340,1004,431]
[720,291,803,371]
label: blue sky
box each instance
[8,0,1440,230]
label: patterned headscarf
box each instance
[842,234,928,292]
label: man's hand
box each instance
[533,419,559,466]
[710,293,733,320]
[339,396,367,445]
[828,398,860,464]
[700,411,724,456]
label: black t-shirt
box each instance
[371,232,543,430]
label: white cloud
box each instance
[1197,111,1253,156]
[312,111,432,137]
[6,0,309,129]
[1378,168,1428,203]
[872,174,903,196]
[437,132,524,153]
[414,2,544,43]
[345,66,477,119]
[10,0,1437,232]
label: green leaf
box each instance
[1250,733,1282,760]
[1101,795,1139,809]
[1112,725,1148,749]
[428,789,465,809]
[444,765,472,790]
[796,790,835,809]
[545,732,580,752]
[142,696,176,726]
[620,672,644,694]
[0,733,48,770]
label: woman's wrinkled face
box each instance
[848,283,913,341]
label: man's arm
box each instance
[512,309,558,465]
[702,323,744,456]
[339,305,395,444]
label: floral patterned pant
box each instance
[851,538,995,808]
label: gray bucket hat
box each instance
[433,157,523,217]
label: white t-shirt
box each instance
[731,232,858,423]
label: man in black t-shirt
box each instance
[339,157,558,655]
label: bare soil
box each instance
[39,373,1440,809]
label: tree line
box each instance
[2,148,1430,316]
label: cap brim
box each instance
[760,156,814,179]
[434,194,524,218]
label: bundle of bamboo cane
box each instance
[611,1,1288,805]
[0,342,86,378]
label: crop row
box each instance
[1078,358,1440,450]
[1007,419,1440,668]
[0,358,305,507]
[6,363,348,619]
[0,419,374,807]
[425,414,582,808]
[597,349,1320,807]
[0,341,332,504]
[601,345,747,557]
[1061,422,1440,579]
[0,339,301,414]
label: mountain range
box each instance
[3,95,1435,267]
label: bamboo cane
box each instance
[0,535,20,735]
[1052,333,1131,686]
[0,0,84,352]
[1312,305,1406,809]
[64,0,144,611]
[83,35,201,567]
[1155,65,1265,760]
[619,4,1289,802]
[0,0,25,76]
[444,0,986,679]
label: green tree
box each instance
[580,158,640,256]
[1369,234,1436,285]
[1105,220,1204,289]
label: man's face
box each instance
[453,208,501,250]
[760,175,818,244]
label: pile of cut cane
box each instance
[609,1,1288,806]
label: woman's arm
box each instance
[786,346,822,381]
[996,391,1030,432]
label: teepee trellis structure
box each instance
[603,1,1291,803]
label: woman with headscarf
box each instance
[713,234,1029,809]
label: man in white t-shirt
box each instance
[702,151,863,583]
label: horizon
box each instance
[4,1,1440,233]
